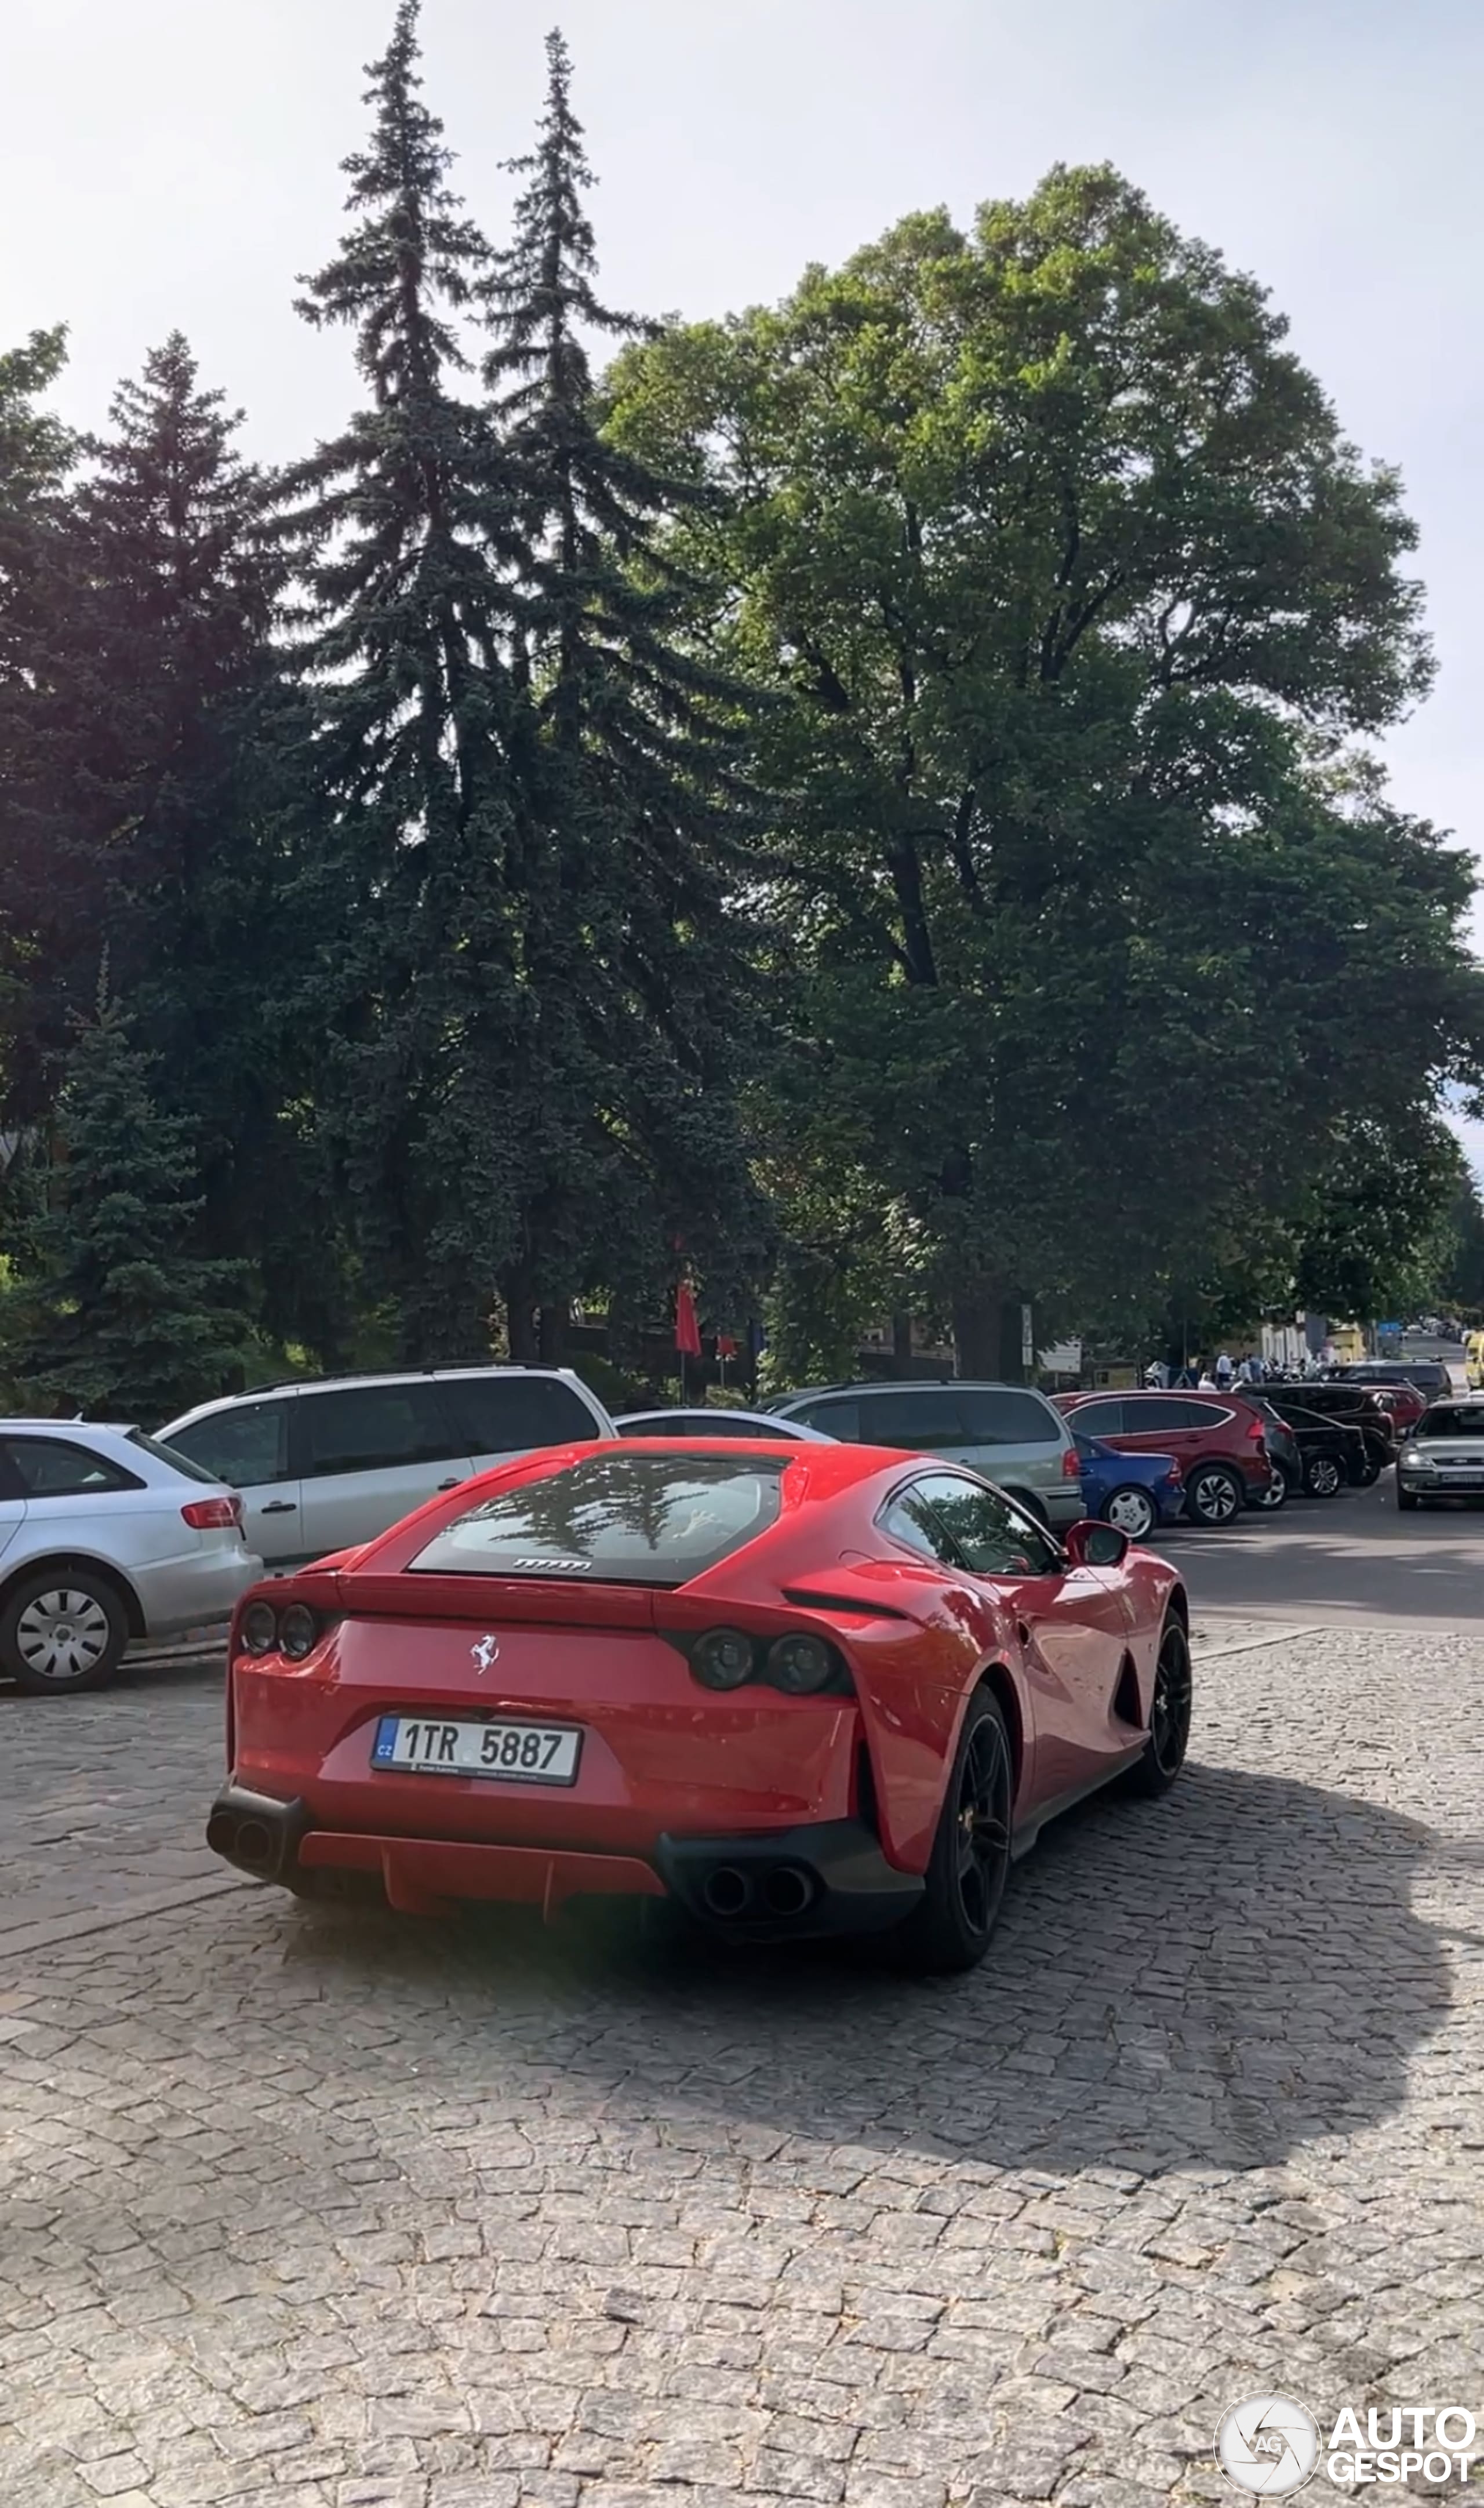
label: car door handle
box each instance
[260,1501,297,1514]
[438,1477,463,1491]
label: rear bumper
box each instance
[206,1786,920,1941]
[136,1547,262,1637]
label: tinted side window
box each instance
[164,1402,289,1489]
[447,1376,601,1455]
[1123,1397,1224,1432]
[790,1398,861,1440]
[859,1391,968,1448]
[914,1474,1062,1578]
[4,1438,142,1497]
[879,1490,963,1565]
[954,1390,1060,1446]
[1067,1399,1124,1436]
[299,1385,464,1479]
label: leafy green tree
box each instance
[0,993,252,1419]
[1293,1117,1465,1325]
[1441,1166,1484,1315]
[608,171,1484,1373]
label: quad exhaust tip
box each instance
[700,1862,817,1922]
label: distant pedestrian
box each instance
[1198,1369,1217,1390]
[1214,1352,1234,1389]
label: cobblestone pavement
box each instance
[0,1622,1481,2507]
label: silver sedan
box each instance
[0,1422,262,1693]
[613,1408,834,1442]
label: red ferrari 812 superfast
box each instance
[208,1440,1192,1973]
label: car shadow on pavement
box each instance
[277,1757,1466,2179]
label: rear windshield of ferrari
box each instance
[407,1451,788,1585]
[1416,1406,1484,1440]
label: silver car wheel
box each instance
[1104,1487,1156,1540]
[16,1590,112,1681]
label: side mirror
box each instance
[1064,1518,1129,1569]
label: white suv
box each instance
[158,1368,617,1568]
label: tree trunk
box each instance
[504,1272,539,1366]
[952,1288,1026,1383]
[538,1301,566,1365]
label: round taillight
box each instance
[692,1629,756,1691]
[767,1634,836,1695]
[279,1604,319,1660]
[241,1601,278,1656]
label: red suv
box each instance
[1054,1390,1276,1528]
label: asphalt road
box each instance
[1147,1474,1484,1628]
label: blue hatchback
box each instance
[1072,1434,1183,1542]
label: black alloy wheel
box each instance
[1126,1618,1194,1797]
[893,1691,1014,1975]
[1303,1452,1345,1499]
[1185,1463,1244,1528]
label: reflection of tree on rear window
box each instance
[409,1452,788,1584]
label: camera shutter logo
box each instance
[1216,2397,1321,2496]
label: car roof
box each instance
[0,1417,137,1437]
[614,1408,827,1437]
[160,1365,595,1430]
[773,1379,1043,1403]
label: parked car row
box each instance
[0,1344,1460,1699]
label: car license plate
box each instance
[370,1715,582,1786]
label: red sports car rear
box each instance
[209,1440,1191,1973]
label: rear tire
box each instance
[1303,1453,1345,1499]
[1103,1485,1156,1542]
[1125,1618,1193,1798]
[1253,1471,1289,1512]
[891,1691,1013,1976]
[0,1568,129,1694]
[1186,1464,1244,1528]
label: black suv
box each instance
[1261,1382,1396,1481]
[1252,1396,1368,1496]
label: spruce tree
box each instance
[0,991,252,1420]
[0,327,77,1119]
[478,32,770,1347]
[279,0,530,1359]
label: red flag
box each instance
[716,1333,738,1359]
[674,1282,703,1358]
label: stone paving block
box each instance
[0,1627,1481,2506]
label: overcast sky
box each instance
[7,0,1483,1164]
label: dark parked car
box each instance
[1054,1390,1278,1528]
[1071,1435,1184,1542]
[1251,1400,1366,1498]
[1324,1362,1450,1437]
[1260,1386,1394,1483]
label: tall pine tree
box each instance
[477,31,770,1354]
[279,0,532,1358]
[0,327,77,1121]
